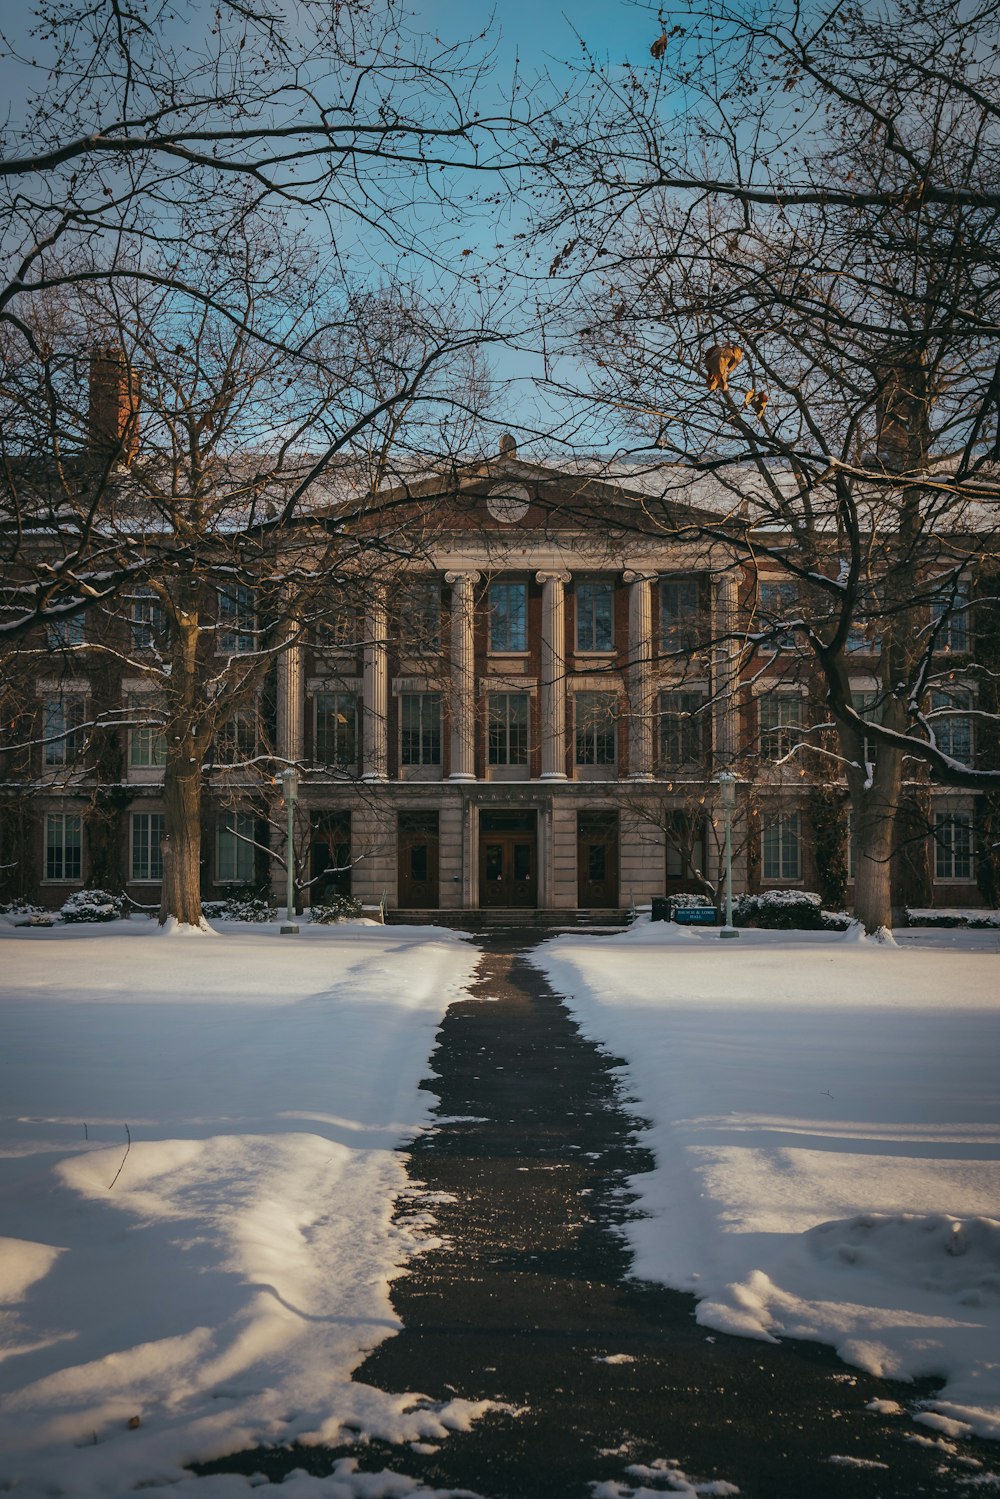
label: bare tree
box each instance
[530,0,1000,931]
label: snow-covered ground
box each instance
[535,922,1000,1446]
[0,919,486,1498]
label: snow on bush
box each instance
[201,891,274,922]
[310,894,364,923]
[59,889,124,923]
[734,890,851,931]
[0,900,48,920]
[907,908,1000,929]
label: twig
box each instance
[108,1123,131,1190]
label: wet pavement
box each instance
[194,934,994,1496]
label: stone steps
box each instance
[385,908,631,931]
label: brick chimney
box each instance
[88,346,139,464]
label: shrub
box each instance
[310,894,364,923]
[0,899,47,917]
[201,891,275,922]
[60,889,124,923]
[906,907,1000,929]
[734,890,850,931]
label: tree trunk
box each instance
[843,727,903,935]
[158,605,207,928]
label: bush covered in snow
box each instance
[734,890,851,931]
[309,894,364,923]
[60,889,124,923]
[201,891,275,923]
[1,899,47,918]
[669,892,715,909]
[906,908,1000,929]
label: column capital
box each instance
[535,569,571,585]
[622,568,658,585]
[445,569,481,586]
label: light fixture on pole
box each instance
[280,766,299,935]
[718,770,739,939]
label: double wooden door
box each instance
[479,810,537,908]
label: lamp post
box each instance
[718,771,739,939]
[280,766,299,935]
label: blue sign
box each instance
[673,906,718,926]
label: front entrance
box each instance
[311,812,351,902]
[398,811,439,909]
[479,810,537,908]
[577,810,619,908]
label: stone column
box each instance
[712,572,741,769]
[536,569,571,781]
[624,570,656,779]
[362,587,388,781]
[276,627,304,764]
[445,570,480,782]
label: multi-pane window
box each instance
[759,694,803,760]
[401,693,442,766]
[758,581,798,649]
[659,691,705,768]
[43,696,88,766]
[929,689,973,763]
[128,698,166,768]
[45,813,82,881]
[131,812,165,881]
[314,693,358,766]
[488,692,529,765]
[315,592,357,649]
[489,582,527,653]
[576,581,614,652]
[399,579,441,651]
[130,587,167,651]
[574,692,617,766]
[217,583,256,654]
[934,811,973,880]
[762,811,802,881]
[45,614,85,648]
[216,812,256,883]
[216,711,258,766]
[851,690,883,767]
[931,585,971,653]
[660,578,703,651]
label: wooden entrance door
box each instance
[577,810,619,908]
[397,811,439,909]
[479,810,537,908]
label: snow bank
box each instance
[0,922,481,1496]
[534,925,1000,1441]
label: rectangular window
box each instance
[852,690,883,767]
[934,811,973,881]
[762,811,801,881]
[574,692,617,766]
[759,694,803,761]
[315,592,357,649]
[315,693,358,766]
[216,711,258,765]
[931,585,970,654]
[130,587,166,651]
[216,813,256,883]
[45,813,82,881]
[929,689,973,763]
[46,614,85,648]
[576,580,614,653]
[217,583,256,654]
[401,692,442,766]
[399,579,441,652]
[488,692,529,765]
[43,696,88,766]
[659,691,705,768]
[660,577,703,651]
[128,698,166,768]
[131,812,166,881]
[489,582,527,653]
[758,580,798,650]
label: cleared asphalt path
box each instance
[195,934,991,1496]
